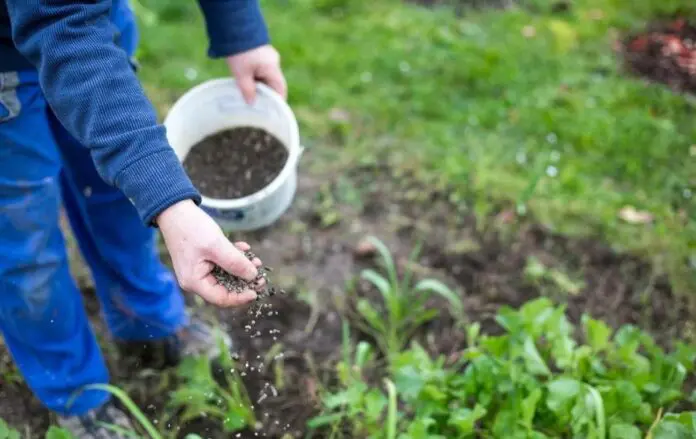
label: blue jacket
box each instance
[0,0,270,225]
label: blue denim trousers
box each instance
[0,3,187,416]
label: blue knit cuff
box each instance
[115,148,202,225]
[198,0,271,58]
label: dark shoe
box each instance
[117,316,232,369]
[57,401,135,438]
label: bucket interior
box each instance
[165,82,297,164]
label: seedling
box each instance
[350,236,464,366]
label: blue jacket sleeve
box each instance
[196,0,270,58]
[6,0,201,225]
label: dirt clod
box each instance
[183,126,288,199]
[354,238,377,257]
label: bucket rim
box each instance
[164,77,301,210]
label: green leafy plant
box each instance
[308,322,398,439]
[317,298,696,438]
[0,418,20,439]
[350,236,464,365]
[165,335,256,434]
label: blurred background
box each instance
[2,0,696,437]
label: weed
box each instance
[165,335,256,434]
[349,236,464,366]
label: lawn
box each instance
[135,0,695,292]
[1,0,696,437]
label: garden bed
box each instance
[619,17,696,95]
[0,165,693,438]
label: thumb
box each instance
[236,73,257,105]
[208,238,258,281]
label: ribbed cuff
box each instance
[198,0,271,58]
[115,149,202,225]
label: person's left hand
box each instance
[227,44,287,104]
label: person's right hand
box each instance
[155,199,262,307]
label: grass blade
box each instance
[384,378,398,439]
[413,278,463,315]
[81,384,161,439]
[586,385,606,439]
[366,236,399,290]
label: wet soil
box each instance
[618,17,696,95]
[0,164,693,438]
[183,127,288,199]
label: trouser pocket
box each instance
[0,72,21,123]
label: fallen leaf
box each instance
[522,25,536,38]
[619,206,653,224]
[588,9,604,20]
[329,107,350,123]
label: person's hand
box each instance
[227,44,287,104]
[155,199,263,307]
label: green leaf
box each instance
[355,341,374,368]
[307,412,346,428]
[448,404,487,434]
[523,338,551,376]
[364,389,387,423]
[659,412,696,431]
[521,388,542,429]
[0,419,21,439]
[651,420,692,439]
[45,427,76,439]
[547,378,582,414]
[357,299,386,332]
[583,314,612,352]
[365,236,399,288]
[413,278,463,315]
[394,365,425,400]
[404,416,438,439]
[609,423,641,439]
[360,269,393,302]
[222,412,247,432]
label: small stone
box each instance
[354,238,377,257]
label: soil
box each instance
[183,127,288,199]
[618,17,696,95]
[0,163,693,438]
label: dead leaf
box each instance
[619,206,654,224]
[522,25,536,38]
[328,107,350,123]
[588,9,604,20]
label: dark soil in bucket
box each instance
[183,126,288,199]
[618,17,696,94]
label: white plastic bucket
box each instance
[163,78,302,231]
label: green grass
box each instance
[134,0,695,292]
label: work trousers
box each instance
[0,4,187,416]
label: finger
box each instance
[236,73,257,105]
[252,257,262,267]
[209,238,258,281]
[196,279,258,308]
[261,67,287,100]
[234,241,251,252]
